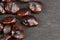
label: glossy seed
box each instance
[0,34,11,40]
[20,0,31,2]
[3,25,11,34]
[29,1,43,13]
[0,2,5,14]
[0,23,3,32]
[1,0,14,2]
[17,8,31,17]
[22,15,39,27]
[2,16,17,25]
[5,2,20,14]
[12,24,24,40]
[5,35,11,40]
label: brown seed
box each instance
[8,37,22,40]
[5,2,20,14]
[0,34,4,40]
[0,34,11,40]
[1,0,14,2]
[29,1,43,13]
[20,0,31,2]
[0,2,5,14]
[0,23,3,32]
[3,25,11,34]
[5,35,11,40]
[2,16,17,25]
[12,24,24,40]
[17,8,31,17]
[8,38,12,40]
[22,15,39,27]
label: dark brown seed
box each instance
[0,23,3,32]
[17,8,31,17]
[1,0,14,2]
[0,34,11,40]
[0,34,4,40]
[2,16,17,25]
[0,2,5,14]
[12,24,24,40]
[8,37,22,40]
[22,15,39,27]
[8,37,12,40]
[29,1,43,13]
[5,35,11,40]
[5,2,20,14]
[3,25,11,34]
[20,0,31,2]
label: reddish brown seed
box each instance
[8,38,12,40]
[3,25,11,34]
[12,24,24,40]
[8,37,22,40]
[0,2,5,14]
[29,1,43,13]
[22,15,39,27]
[5,2,20,14]
[5,35,11,40]
[1,0,14,2]
[2,16,17,25]
[17,8,31,17]
[0,34,4,40]
[0,23,3,32]
[0,34,11,40]
[20,0,31,2]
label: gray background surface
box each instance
[0,0,60,40]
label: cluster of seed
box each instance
[0,0,43,40]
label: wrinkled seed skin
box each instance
[29,1,43,13]
[0,24,3,32]
[5,2,20,14]
[22,15,39,27]
[2,16,17,25]
[1,0,14,2]
[17,8,31,17]
[3,25,12,35]
[0,2,5,14]
[20,0,31,2]
[12,24,24,40]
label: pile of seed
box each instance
[0,0,43,40]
